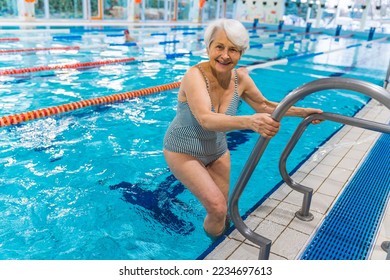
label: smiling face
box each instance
[207,28,242,75]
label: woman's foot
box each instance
[204,215,231,241]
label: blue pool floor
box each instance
[204,97,390,260]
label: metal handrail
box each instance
[381,241,390,260]
[279,112,390,221]
[384,58,390,89]
[228,77,390,260]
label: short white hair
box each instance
[204,18,250,54]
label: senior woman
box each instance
[163,18,322,238]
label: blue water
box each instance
[0,26,389,260]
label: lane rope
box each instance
[0,82,181,127]
[0,29,205,43]
[0,48,206,75]
[0,30,328,55]
[0,29,70,34]
[0,33,350,72]
[0,37,19,41]
[1,35,387,127]
[0,46,80,54]
[246,36,388,71]
[0,57,136,75]
[250,33,353,49]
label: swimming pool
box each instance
[0,25,389,260]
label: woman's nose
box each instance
[221,49,229,58]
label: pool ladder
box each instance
[228,77,390,260]
[382,241,390,260]
[384,58,390,89]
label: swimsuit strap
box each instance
[196,64,238,95]
[196,64,211,93]
[234,69,238,94]
[196,64,239,113]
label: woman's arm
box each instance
[182,67,280,137]
[238,69,323,119]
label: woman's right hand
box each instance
[249,113,280,138]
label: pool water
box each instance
[0,25,389,259]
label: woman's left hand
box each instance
[302,108,323,124]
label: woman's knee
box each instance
[206,199,228,218]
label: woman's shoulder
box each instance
[184,63,206,78]
[181,64,207,88]
[236,66,252,85]
[235,66,259,96]
[236,66,249,78]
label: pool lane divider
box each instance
[1,29,205,43]
[0,32,329,55]
[0,29,70,34]
[0,32,351,127]
[170,27,204,31]
[0,39,189,55]
[1,27,303,44]
[0,82,181,128]
[0,31,306,55]
[109,39,184,47]
[66,26,205,34]
[0,57,137,75]
[246,36,389,71]
[0,46,80,54]
[0,34,107,42]
[0,36,200,54]
[249,33,351,49]
[2,34,107,42]
[0,33,360,77]
[249,31,322,38]
[255,33,354,49]
[0,37,19,42]
[0,50,197,75]
[111,32,349,50]
[2,35,384,126]
[0,33,362,76]
[262,28,293,33]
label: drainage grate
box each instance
[300,132,390,260]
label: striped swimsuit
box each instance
[163,65,240,166]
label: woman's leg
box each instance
[207,151,231,202]
[164,149,228,237]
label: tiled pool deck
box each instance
[205,95,390,260]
